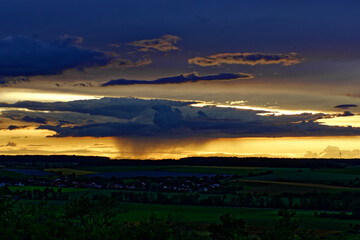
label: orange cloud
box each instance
[98,58,152,69]
[188,52,302,66]
[128,34,181,52]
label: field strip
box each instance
[43,168,96,176]
[238,179,358,190]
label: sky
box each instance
[1,0,360,159]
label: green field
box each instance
[17,199,358,233]
[120,203,357,231]
[9,186,96,193]
[246,168,359,181]
[240,180,360,194]
[4,163,360,239]
[0,169,24,178]
[317,167,360,175]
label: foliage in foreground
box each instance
[0,187,352,240]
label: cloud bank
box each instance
[305,145,360,158]
[0,36,152,78]
[0,97,358,139]
[101,72,253,86]
[0,36,115,77]
[188,52,302,67]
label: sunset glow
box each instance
[0,1,360,159]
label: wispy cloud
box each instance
[188,52,302,67]
[127,34,181,52]
[99,58,152,69]
[57,34,84,45]
[102,72,253,86]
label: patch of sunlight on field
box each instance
[44,168,96,176]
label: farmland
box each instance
[1,156,360,239]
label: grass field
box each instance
[246,169,359,181]
[239,179,359,193]
[17,198,359,233]
[0,169,24,178]
[317,167,360,175]
[102,202,360,232]
[9,186,96,193]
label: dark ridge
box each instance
[2,155,360,168]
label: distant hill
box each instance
[1,155,360,168]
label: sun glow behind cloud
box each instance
[316,115,360,128]
[114,136,360,159]
[0,89,100,103]
[190,102,336,116]
[0,127,118,158]
[1,126,360,159]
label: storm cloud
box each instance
[0,97,358,139]
[188,52,302,67]
[0,97,192,121]
[101,72,253,86]
[35,106,360,138]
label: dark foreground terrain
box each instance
[1,155,360,239]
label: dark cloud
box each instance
[21,116,47,124]
[36,106,360,138]
[334,104,358,109]
[337,111,355,117]
[1,112,47,124]
[102,72,254,86]
[0,76,30,86]
[0,97,192,120]
[0,36,113,77]
[56,82,94,87]
[127,34,181,52]
[7,125,26,130]
[38,122,153,137]
[188,52,302,67]
[2,97,358,139]
[73,83,94,87]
